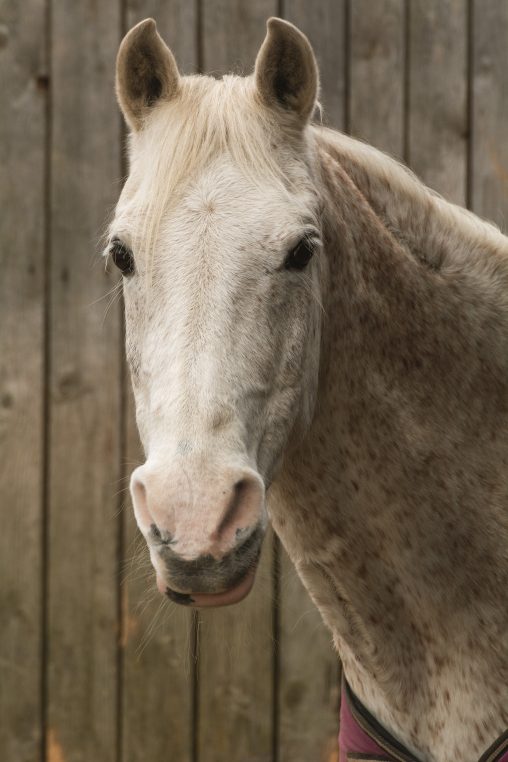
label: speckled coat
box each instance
[270,132,508,761]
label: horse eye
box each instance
[284,238,315,271]
[110,239,135,276]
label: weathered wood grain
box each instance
[46,2,122,761]
[126,0,198,74]
[202,0,277,75]
[0,3,46,761]
[349,0,405,158]
[277,555,340,762]
[283,0,347,130]
[119,6,198,762]
[471,0,508,229]
[407,0,468,204]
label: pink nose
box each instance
[130,462,265,560]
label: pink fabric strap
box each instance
[339,681,508,762]
[339,685,392,760]
[338,682,417,762]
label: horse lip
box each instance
[163,561,259,608]
[165,587,195,605]
[157,524,265,594]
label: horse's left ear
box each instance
[116,18,180,131]
[255,17,319,124]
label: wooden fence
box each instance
[1,2,508,761]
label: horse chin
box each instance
[157,564,258,608]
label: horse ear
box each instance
[116,18,180,131]
[255,17,319,124]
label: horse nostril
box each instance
[132,462,264,562]
[216,478,249,538]
[150,523,174,546]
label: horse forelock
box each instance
[111,73,318,271]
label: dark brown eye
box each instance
[110,238,135,276]
[284,237,315,271]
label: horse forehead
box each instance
[173,163,284,231]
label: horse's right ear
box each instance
[116,18,180,131]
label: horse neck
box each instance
[269,134,508,761]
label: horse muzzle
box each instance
[130,458,267,607]
[155,523,265,607]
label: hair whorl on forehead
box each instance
[118,73,314,270]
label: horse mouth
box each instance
[160,563,258,608]
[154,523,265,608]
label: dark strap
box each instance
[478,729,508,762]
[343,681,420,762]
[343,681,508,762]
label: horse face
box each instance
[109,18,322,606]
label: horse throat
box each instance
[269,138,508,762]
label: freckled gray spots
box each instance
[269,141,508,760]
[176,439,193,456]
[235,526,251,541]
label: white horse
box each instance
[109,17,508,762]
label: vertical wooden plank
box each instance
[407,0,468,204]
[0,3,46,761]
[283,0,346,129]
[276,559,340,762]
[471,0,508,229]
[47,2,122,761]
[349,0,405,158]
[202,0,276,75]
[120,5,198,762]
[272,4,345,761]
[199,10,276,762]
[127,0,198,73]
